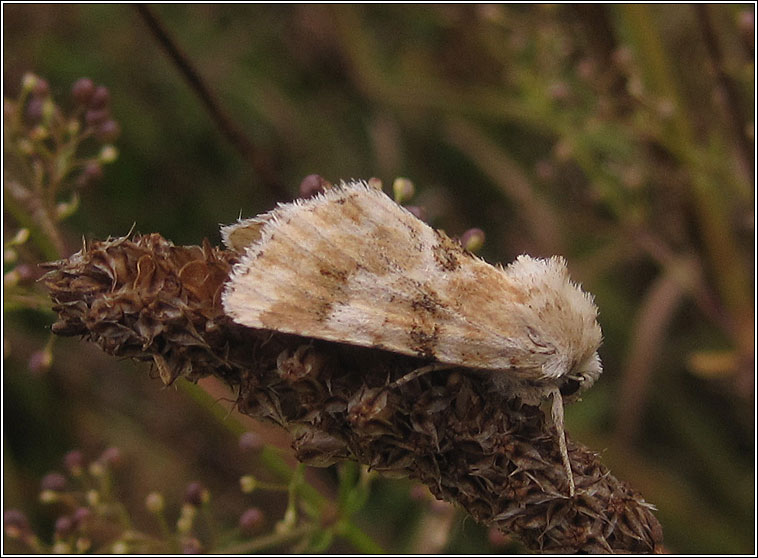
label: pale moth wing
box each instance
[222,181,602,405]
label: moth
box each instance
[221,180,603,495]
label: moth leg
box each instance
[550,387,576,496]
[389,363,456,388]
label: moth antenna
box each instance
[550,387,575,496]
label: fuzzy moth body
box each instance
[222,180,602,407]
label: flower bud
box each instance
[89,86,110,109]
[25,97,44,124]
[54,515,74,538]
[176,504,196,534]
[72,507,92,528]
[10,228,30,246]
[299,174,331,198]
[28,348,53,374]
[239,431,264,452]
[181,537,202,554]
[392,177,415,204]
[79,162,104,188]
[239,475,257,493]
[145,492,165,514]
[41,472,66,492]
[548,81,571,103]
[98,145,118,163]
[460,228,485,253]
[14,264,37,285]
[71,78,95,105]
[85,108,109,126]
[86,490,99,506]
[3,509,31,539]
[239,508,264,534]
[102,447,122,465]
[184,482,209,507]
[32,78,50,98]
[21,73,38,92]
[88,460,105,478]
[95,120,121,143]
[51,541,71,553]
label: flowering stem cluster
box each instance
[4,72,121,371]
[4,73,119,262]
[4,443,384,554]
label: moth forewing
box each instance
[223,181,602,394]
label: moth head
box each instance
[508,255,603,397]
[558,350,602,400]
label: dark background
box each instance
[4,4,754,553]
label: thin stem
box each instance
[213,523,316,554]
[4,179,65,259]
[336,520,387,554]
[134,5,290,202]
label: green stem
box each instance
[3,181,64,260]
[336,520,386,554]
[617,4,752,340]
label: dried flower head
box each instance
[42,232,664,553]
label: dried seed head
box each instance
[43,232,663,553]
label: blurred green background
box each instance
[3,4,754,553]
